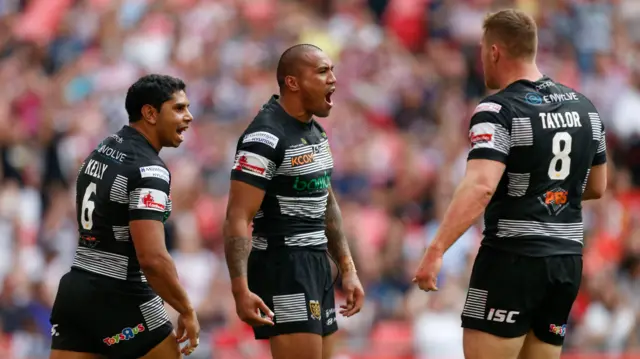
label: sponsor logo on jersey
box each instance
[135,188,168,212]
[473,102,502,114]
[96,144,127,162]
[549,324,566,337]
[538,188,568,216]
[233,150,276,180]
[293,171,331,192]
[525,91,579,105]
[109,134,123,143]
[468,122,496,149]
[309,300,321,320]
[103,324,145,346]
[80,235,99,248]
[291,152,315,167]
[243,131,280,149]
[535,80,556,90]
[139,166,170,184]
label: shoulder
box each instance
[470,94,514,126]
[240,112,287,149]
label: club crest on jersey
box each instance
[309,300,321,320]
[538,188,568,216]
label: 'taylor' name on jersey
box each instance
[539,111,582,129]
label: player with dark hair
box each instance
[413,9,607,359]
[49,74,200,359]
[223,44,365,359]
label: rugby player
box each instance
[223,44,365,359]
[49,74,200,359]
[413,10,607,359]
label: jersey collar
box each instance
[268,95,314,129]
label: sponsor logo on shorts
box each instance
[309,300,321,320]
[103,324,145,346]
[538,188,568,216]
[51,324,59,337]
[487,308,519,323]
[243,131,279,149]
[549,324,566,337]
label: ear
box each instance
[285,75,299,92]
[491,44,500,64]
[141,104,157,125]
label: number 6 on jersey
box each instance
[548,132,572,180]
[81,182,97,230]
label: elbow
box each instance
[472,181,496,205]
[138,254,169,274]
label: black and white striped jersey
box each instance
[72,126,172,281]
[468,76,606,257]
[230,95,334,251]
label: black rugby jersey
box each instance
[72,126,172,281]
[231,95,334,250]
[468,76,606,257]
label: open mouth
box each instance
[176,126,188,140]
[325,88,335,106]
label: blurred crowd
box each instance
[1,0,640,358]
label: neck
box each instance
[279,93,312,123]
[498,61,543,90]
[129,122,162,152]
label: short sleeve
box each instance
[467,101,512,164]
[593,120,607,166]
[128,165,171,221]
[230,128,284,190]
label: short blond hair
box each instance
[483,9,537,60]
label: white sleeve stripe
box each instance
[469,122,510,155]
[597,131,606,154]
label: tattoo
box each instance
[325,189,354,271]
[224,236,252,279]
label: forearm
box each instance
[223,219,253,295]
[430,178,493,254]
[325,189,355,273]
[142,255,193,315]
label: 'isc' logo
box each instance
[487,309,520,323]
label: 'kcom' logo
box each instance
[293,172,331,191]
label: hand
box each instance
[413,246,443,292]
[176,310,200,356]
[340,271,365,317]
[234,290,275,327]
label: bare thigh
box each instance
[322,332,337,359]
[139,331,181,359]
[464,328,526,359]
[517,330,563,359]
[270,333,323,359]
[49,350,104,359]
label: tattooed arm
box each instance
[223,180,274,326]
[223,180,264,292]
[325,187,364,317]
[325,187,356,273]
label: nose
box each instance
[327,70,336,85]
[184,109,194,123]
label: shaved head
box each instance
[276,44,323,90]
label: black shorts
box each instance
[50,269,173,358]
[461,245,582,346]
[248,248,338,340]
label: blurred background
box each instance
[0,0,639,358]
